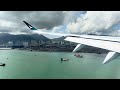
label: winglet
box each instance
[23,21,37,30]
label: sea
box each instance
[0,49,120,79]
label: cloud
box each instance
[0,11,64,34]
[66,11,120,36]
[63,11,86,24]
[1,11,120,37]
[9,11,64,29]
[0,11,85,36]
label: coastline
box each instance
[0,47,108,54]
[17,48,108,54]
[0,48,12,50]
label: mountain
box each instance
[0,33,50,43]
[51,36,66,41]
[29,34,50,40]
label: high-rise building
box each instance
[8,41,13,46]
[23,42,29,47]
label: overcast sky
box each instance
[0,11,120,38]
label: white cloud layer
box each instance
[66,11,120,36]
[0,11,120,37]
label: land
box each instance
[0,33,108,53]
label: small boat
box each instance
[61,58,69,61]
[0,63,5,67]
[74,53,83,58]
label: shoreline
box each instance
[0,48,12,50]
[0,47,108,54]
[17,48,108,54]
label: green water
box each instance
[0,50,120,79]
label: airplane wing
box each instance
[23,21,120,64]
[64,36,120,64]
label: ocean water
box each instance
[0,49,120,79]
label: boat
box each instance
[74,53,83,58]
[0,63,5,67]
[30,49,33,51]
[61,58,69,61]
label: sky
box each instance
[1,11,120,38]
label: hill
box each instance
[0,33,50,43]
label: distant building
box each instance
[23,42,29,47]
[39,40,45,44]
[46,41,52,44]
[31,40,38,46]
[8,41,13,46]
[70,42,76,45]
[60,41,65,45]
[52,41,60,44]
[15,41,23,46]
